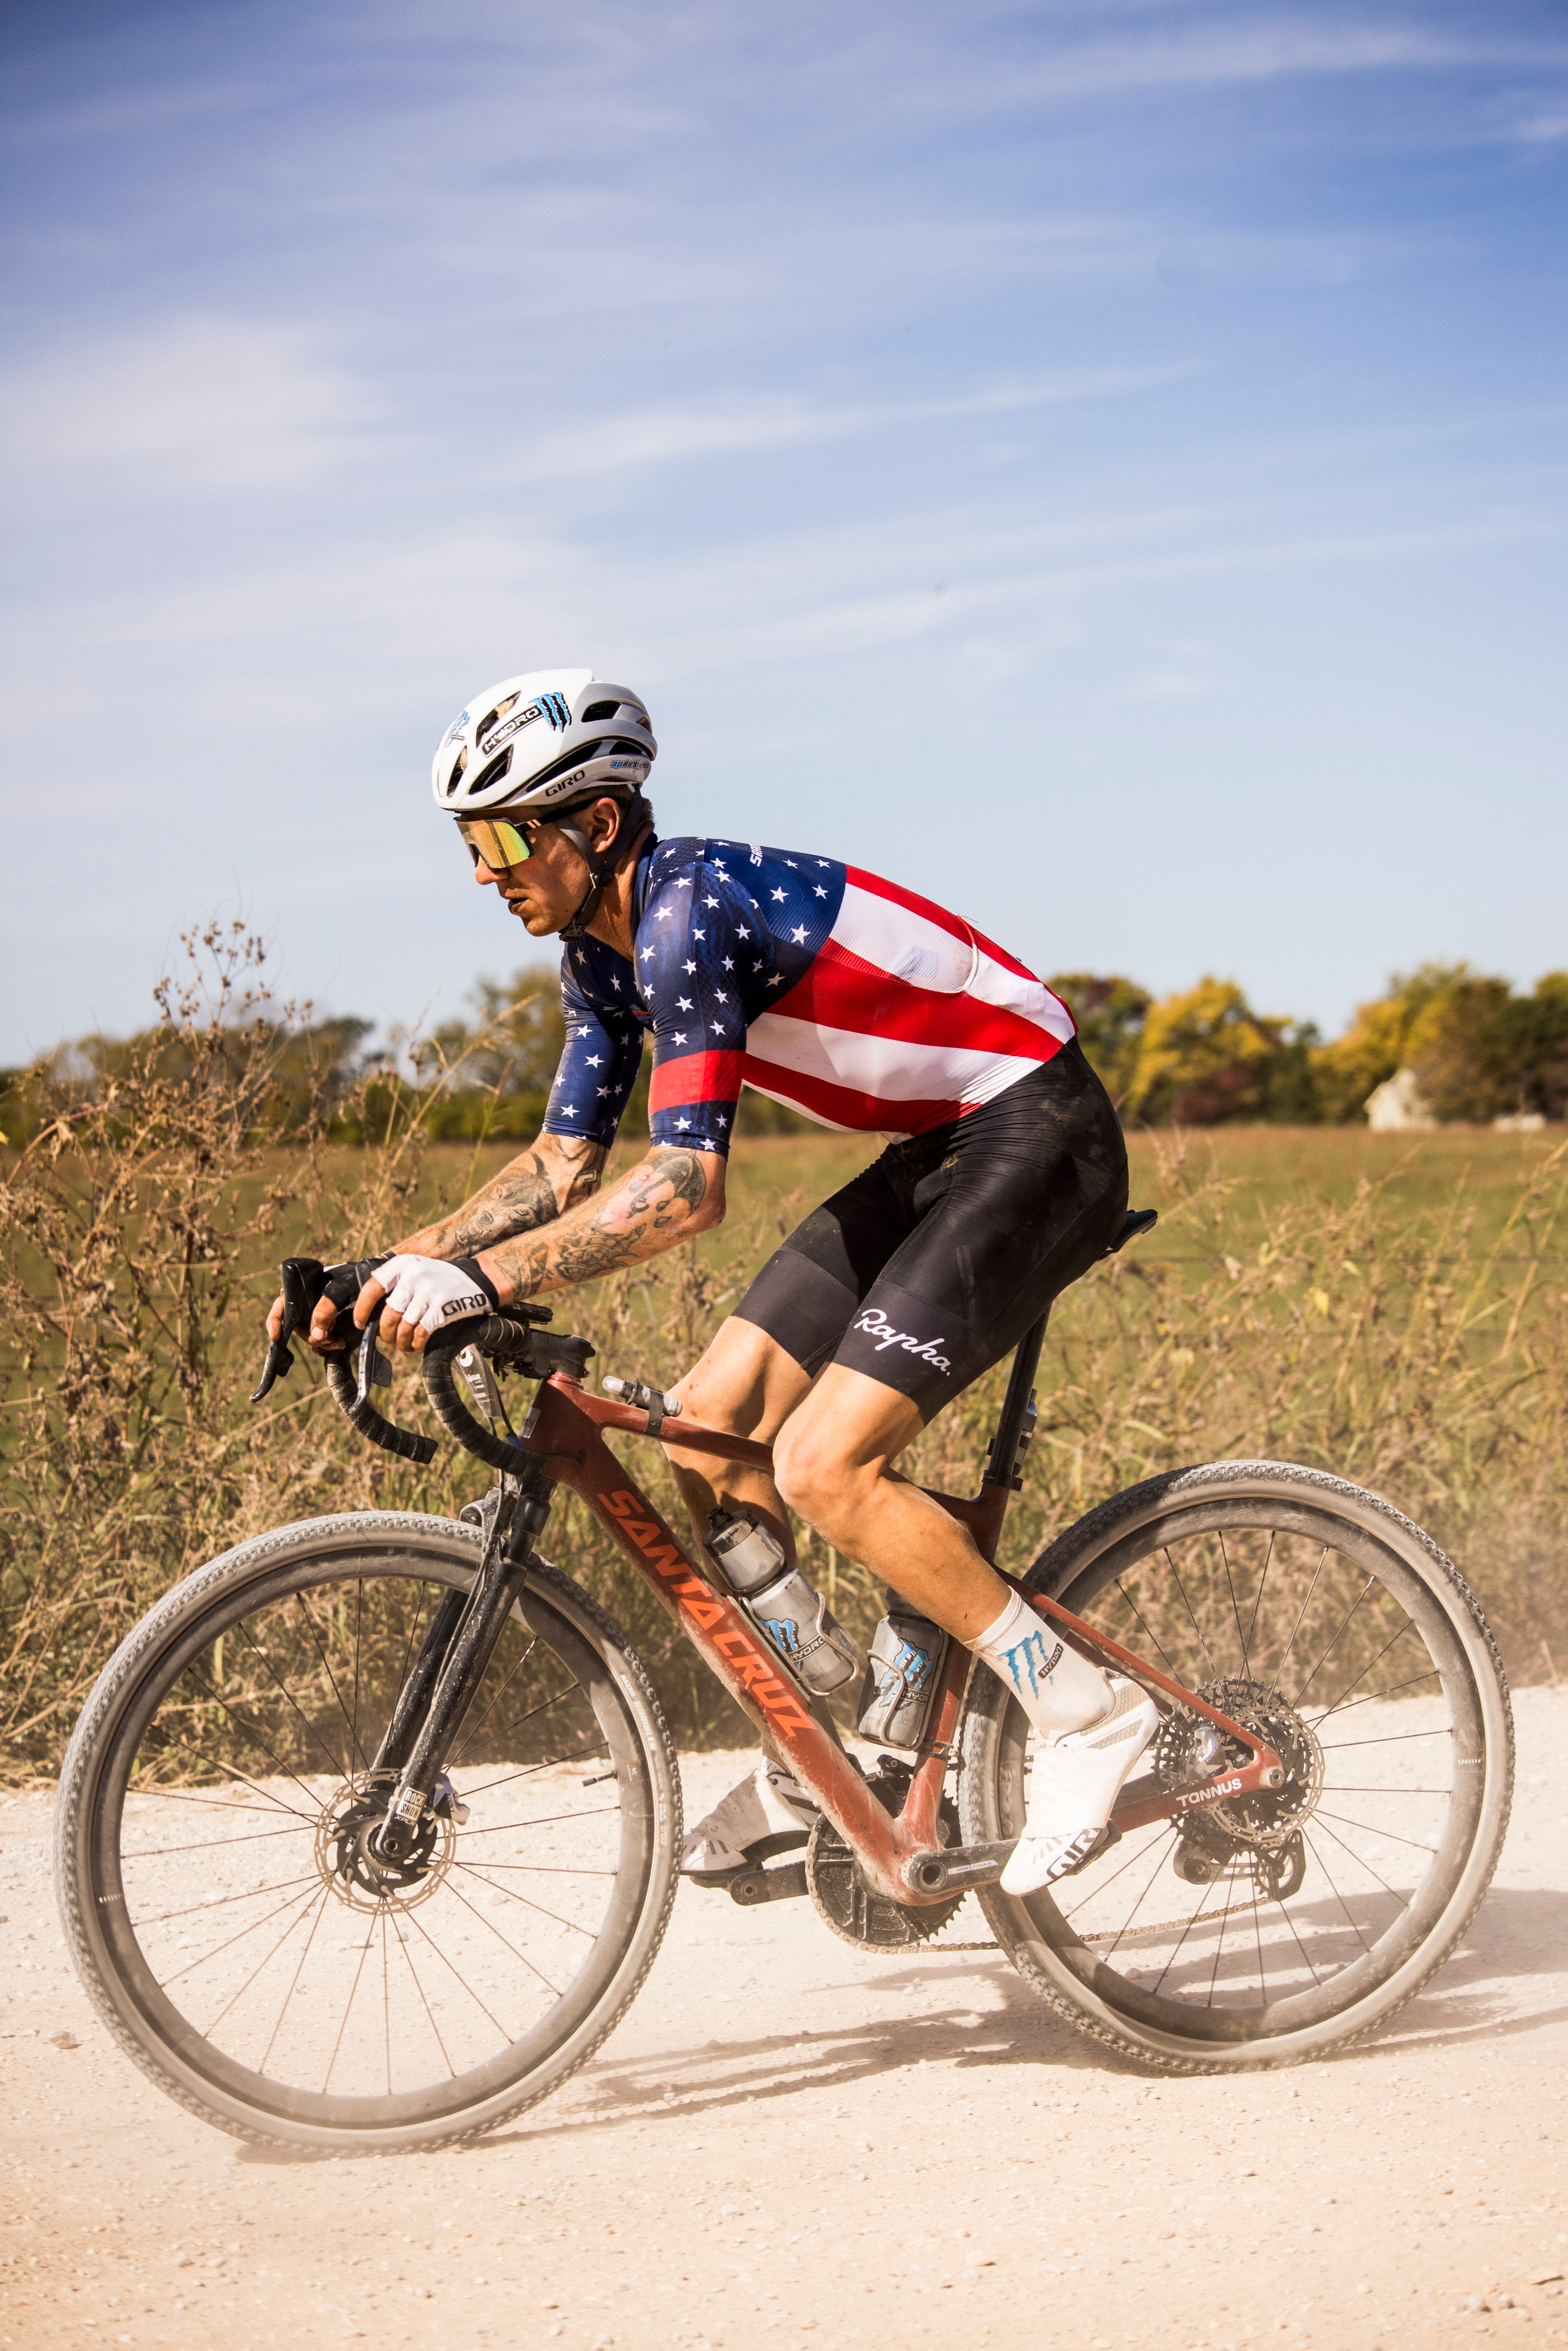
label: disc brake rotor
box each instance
[314,1776,455,1915]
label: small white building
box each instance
[1365,1068,1437,1131]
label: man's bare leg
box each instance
[768,1363,1010,1639]
[772,1361,1156,1895]
[661,1322,839,1871]
[663,1317,813,1569]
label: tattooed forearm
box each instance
[478,1147,723,1301]
[396,1135,607,1259]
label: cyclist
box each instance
[269,668,1155,1895]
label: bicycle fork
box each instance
[368,1482,550,1861]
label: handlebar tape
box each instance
[324,1348,439,1466]
[421,1332,529,1474]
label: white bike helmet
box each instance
[431,668,655,813]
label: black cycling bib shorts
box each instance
[733,1040,1129,1421]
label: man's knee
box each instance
[772,1420,863,1540]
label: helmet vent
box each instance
[581,699,620,722]
[468,746,513,797]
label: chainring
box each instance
[1156,1676,1324,1854]
[805,1761,963,1951]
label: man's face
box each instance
[469,799,620,935]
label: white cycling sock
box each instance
[971,1589,1112,1741]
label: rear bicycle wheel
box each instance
[957,1461,1512,2072]
[55,1511,680,2152]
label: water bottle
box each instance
[703,1508,788,1595]
[703,1510,859,1696]
[856,1598,949,1750]
[746,1563,860,1696]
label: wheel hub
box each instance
[314,1776,455,1914]
[1156,1676,1324,1855]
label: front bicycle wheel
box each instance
[55,1511,680,2152]
[957,1462,1512,2072]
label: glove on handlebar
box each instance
[369,1252,501,1339]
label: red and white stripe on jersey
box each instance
[740,866,1074,1136]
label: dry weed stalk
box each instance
[4,930,1564,1779]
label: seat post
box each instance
[981,1312,1049,1492]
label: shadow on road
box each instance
[233,1886,1568,2164]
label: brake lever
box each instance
[250,1256,326,1405]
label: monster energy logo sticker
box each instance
[1000,1627,1065,1699]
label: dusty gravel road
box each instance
[5,1690,1567,2351]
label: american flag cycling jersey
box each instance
[543,836,1076,1156]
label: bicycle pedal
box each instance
[728,1860,809,1907]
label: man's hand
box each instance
[264,1256,391,1356]
[354,1254,499,1354]
[266,1287,349,1354]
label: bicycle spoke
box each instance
[259,1886,331,2072]
[395,1917,458,2080]
[438,1876,566,1999]
[122,1823,311,1860]
[228,1623,354,1786]
[1219,1532,1249,1681]
[1304,1666,1440,1724]
[1166,1547,1219,1680]
[400,1902,514,2041]
[136,1871,324,1934]
[450,1633,544,1770]
[1267,1545,1329,1697]
[1312,1814,1406,1903]
[1302,1831,1375,1957]
[1241,1529,1275,1674]
[1287,1576,1378,1709]
[458,1739,612,1801]
[460,1803,620,1838]
[292,1589,370,1777]
[1314,1808,1436,1856]
[323,1915,377,2094]
[1305,1617,1423,1723]
[202,1886,328,2039]
[159,1878,322,1987]
[450,1858,598,1937]
[351,1579,365,1777]
[1111,1578,1181,1681]
[1205,1867,1242,2008]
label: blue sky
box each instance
[2,0,1564,1064]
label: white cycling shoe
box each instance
[680,1759,820,1881]
[1000,1678,1160,1897]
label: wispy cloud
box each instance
[515,366,1193,480]
[0,316,383,494]
[984,15,1567,103]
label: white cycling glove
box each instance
[370,1254,499,1338]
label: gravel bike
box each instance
[55,1218,1513,2152]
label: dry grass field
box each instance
[5,1108,1565,1773]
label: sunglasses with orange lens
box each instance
[455,815,542,870]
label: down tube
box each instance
[557,1428,912,1894]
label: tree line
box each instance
[3,956,1564,1147]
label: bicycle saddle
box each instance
[1103,1207,1158,1257]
